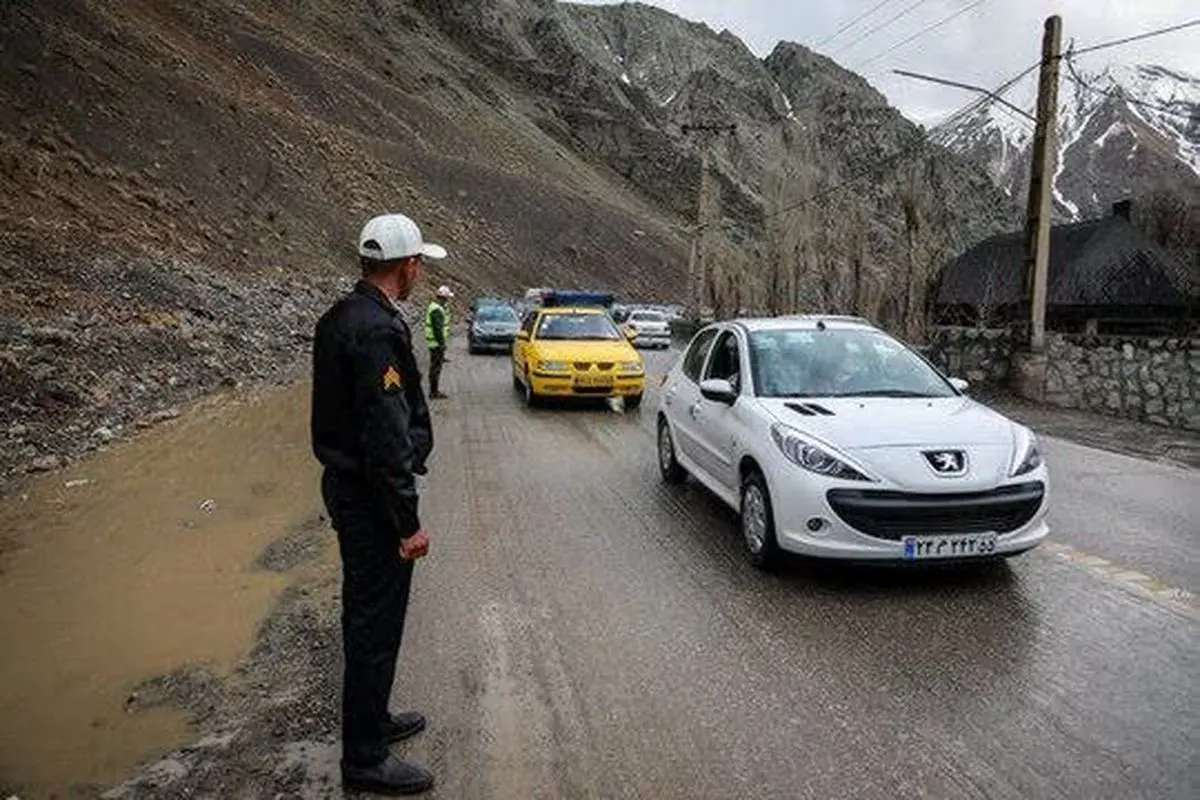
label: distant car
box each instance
[512,306,645,408]
[468,303,520,354]
[626,309,671,349]
[656,316,1050,569]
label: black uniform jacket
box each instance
[311,280,433,537]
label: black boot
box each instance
[342,753,434,795]
[382,710,427,743]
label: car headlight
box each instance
[770,424,871,481]
[1010,428,1043,476]
[619,361,643,374]
[538,360,570,372]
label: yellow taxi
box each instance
[512,306,645,408]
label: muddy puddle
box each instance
[0,383,324,795]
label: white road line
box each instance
[1042,542,1199,621]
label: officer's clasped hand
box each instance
[400,529,430,561]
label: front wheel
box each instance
[657,416,686,484]
[741,470,783,570]
[523,370,540,408]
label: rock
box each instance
[29,455,62,472]
[148,408,182,423]
[94,426,115,442]
[1146,398,1165,415]
[1105,392,1120,410]
[1145,382,1162,398]
[8,423,28,437]
[29,326,77,346]
[1122,343,1134,360]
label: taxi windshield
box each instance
[536,313,621,341]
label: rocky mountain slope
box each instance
[420,0,1018,319]
[1,0,1014,484]
[932,62,1200,222]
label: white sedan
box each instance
[656,316,1050,569]
[626,310,672,349]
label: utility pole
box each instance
[682,122,735,321]
[1022,15,1062,353]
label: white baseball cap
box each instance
[436,285,454,298]
[358,213,447,262]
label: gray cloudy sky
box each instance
[573,0,1199,124]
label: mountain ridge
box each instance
[932,60,1200,222]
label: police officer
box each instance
[311,213,445,795]
[424,285,453,398]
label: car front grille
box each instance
[574,361,591,371]
[826,481,1045,540]
[573,361,615,371]
[572,385,612,395]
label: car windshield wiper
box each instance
[833,389,943,398]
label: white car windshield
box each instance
[476,306,517,323]
[537,313,622,341]
[748,328,956,399]
[632,312,665,323]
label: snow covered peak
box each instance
[932,61,1199,221]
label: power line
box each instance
[816,0,902,48]
[1068,18,1199,58]
[1063,54,1200,121]
[893,67,1036,121]
[855,0,992,71]
[829,0,933,56]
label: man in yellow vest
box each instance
[424,285,453,398]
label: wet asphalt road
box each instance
[389,343,1198,800]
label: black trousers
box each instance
[428,346,445,394]
[321,470,416,767]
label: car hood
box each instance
[760,396,1024,490]
[531,340,638,362]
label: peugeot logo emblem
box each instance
[923,450,967,476]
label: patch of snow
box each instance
[620,72,631,85]
[1051,151,1080,221]
[660,89,678,106]
[1092,121,1127,150]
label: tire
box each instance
[657,416,686,484]
[523,369,540,408]
[626,392,643,410]
[740,469,783,570]
[512,364,523,392]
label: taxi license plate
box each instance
[574,374,612,388]
[902,533,997,560]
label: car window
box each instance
[632,311,665,323]
[535,312,621,341]
[681,328,718,383]
[747,328,955,399]
[704,330,742,393]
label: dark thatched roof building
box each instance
[933,201,1198,334]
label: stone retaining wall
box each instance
[924,326,1199,431]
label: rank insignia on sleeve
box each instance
[383,365,403,390]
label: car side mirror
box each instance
[948,376,970,393]
[700,378,737,405]
[516,330,530,341]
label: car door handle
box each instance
[689,403,700,419]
